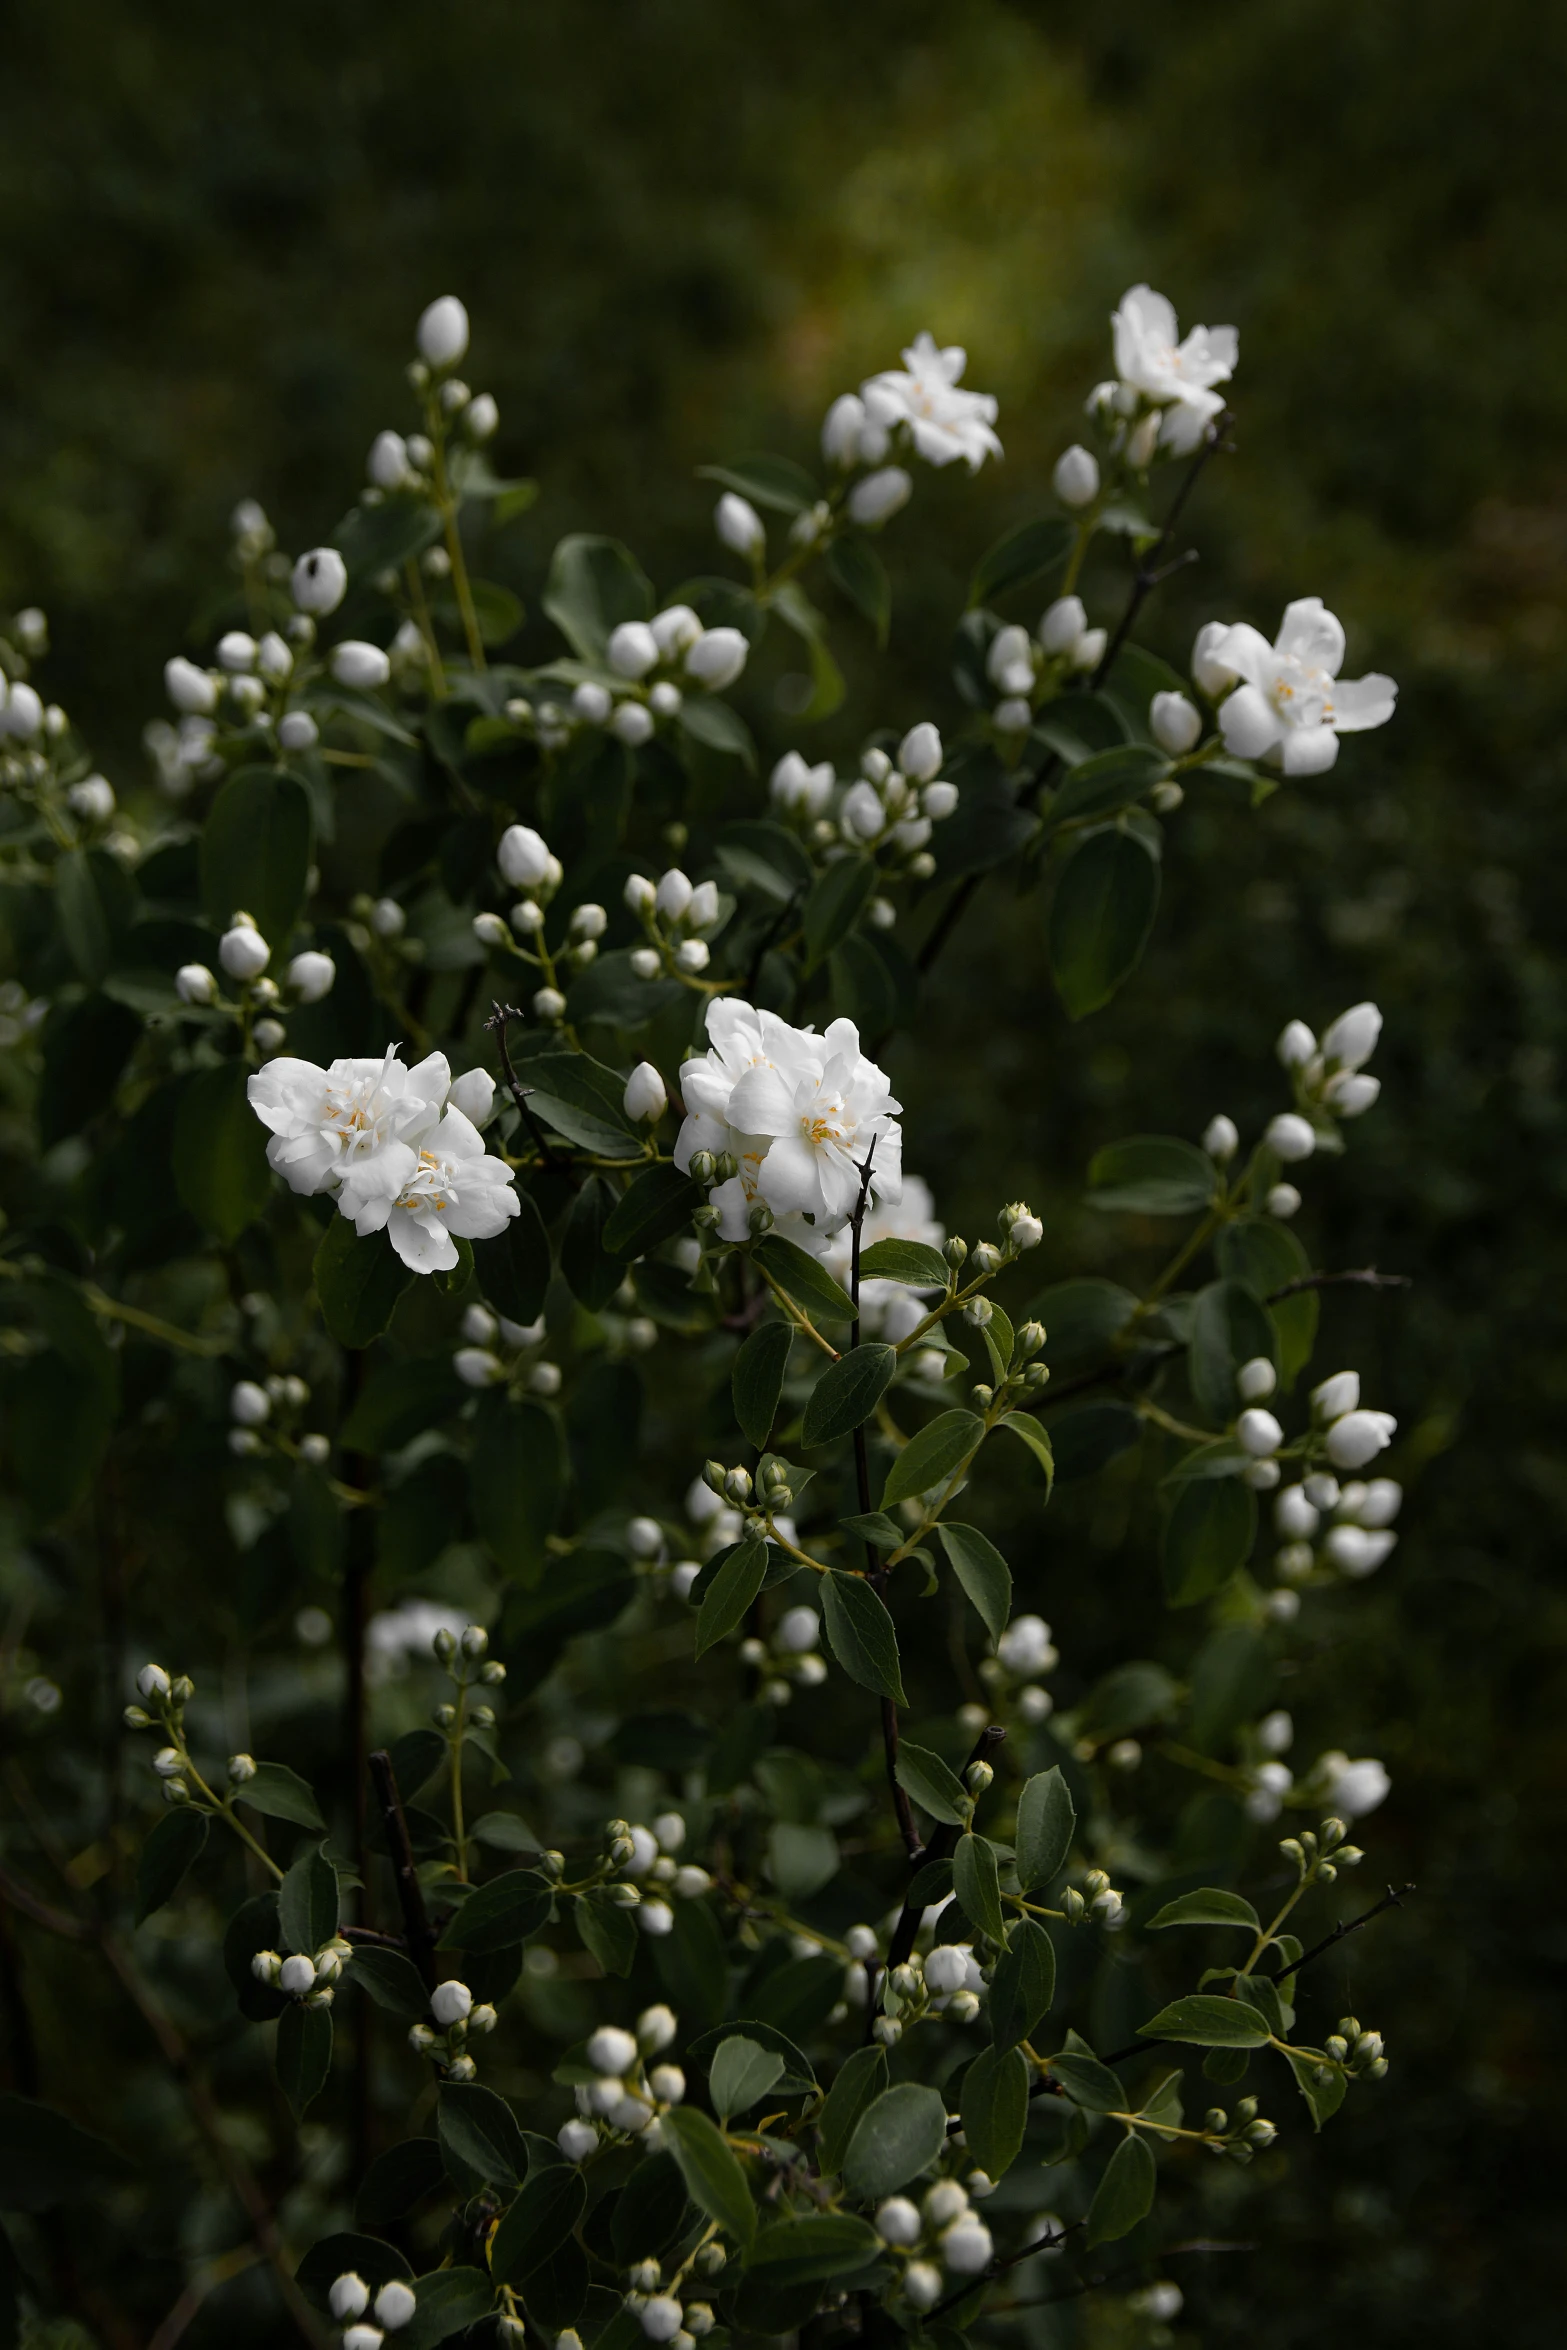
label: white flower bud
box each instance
[1266,1183,1301,1220]
[715,493,765,558]
[1274,1487,1319,1540]
[848,466,912,527]
[1039,596,1087,655]
[152,1745,186,1780]
[566,680,611,727]
[417,295,470,367]
[1276,1019,1318,1069]
[1324,1525,1396,1577]
[66,775,116,827]
[651,604,702,659]
[1327,1072,1381,1118]
[164,657,217,716]
[674,940,710,975]
[636,2002,678,2053]
[822,392,868,466]
[454,1348,504,1390]
[533,986,567,1021]
[279,1954,315,1996]
[431,1979,473,2029]
[291,549,348,616]
[688,879,719,930]
[996,1614,1056,1676]
[370,898,406,940]
[230,1380,271,1427]
[1325,1410,1397,1471]
[1312,1370,1360,1421]
[585,2025,637,2077]
[903,2263,943,2312]
[1052,444,1100,507]
[654,869,693,922]
[672,1865,711,1899]
[1265,1113,1317,1163]
[1322,1001,1382,1070]
[897,722,943,783]
[923,1944,970,1994]
[473,911,509,948]
[640,2298,684,2342]
[342,2328,383,2350]
[175,963,217,1006]
[287,950,336,1003]
[137,1663,172,1699]
[1237,1356,1277,1403]
[1149,690,1202,756]
[941,2217,993,2275]
[685,627,748,691]
[876,2196,921,2246]
[558,2119,598,2162]
[1236,1408,1283,1458]
[612,701,655,746]
[331,641,392,691]
[331,2275,371,2321]
[639,1898,675,1936]
[496,824,550,889]
[1203,1113,1239,1162]
[1073,626,1107,671]
[368,430,411,490]
[1009,1212,1043,1251]
[278,710,319,751]
[608,621,659,679]
[1243,1457,1281,1491]
[1352,1477,1402,1528]
[374,2282,417,2332]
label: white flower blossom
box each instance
[1110,284,1237,454]
[861,333,1001,471]
[1321,1754,1391,1818]
[1213,600,1396,776]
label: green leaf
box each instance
[1140,1995,1273,2047]
[611,2151,693,2262]
[968,517,1074,608]
[1162,1474,1257,1608]
[1030,1278,1141,1371]
[603,1162,700,1257]
[895,1740,969,1828]
[802,1343,896,1447]
[699,453,819,514]
[199,766,312,943]
[313,1214,415,1347]
[1049,1401,1144,1483]
[816,2045,888,2175]
[1086,2131,1156,2246]
[1148,1889,1261,1932]
[296,2231,413,2308]
[439,1870,554,1954]
[236,1760,325,1832]
[399,2268,497,2350]
[732,1322,792,1450]
[1086,1135,1218,1216]
[747,2212,882,2285]
[953,1833,1008,1946]
[348,1945,432,2020]
[561,1175,626,1308]
[996,1412,1055,1493]
[960,2043,1029,2178]
[1077,1660,1179,1742]
[752,1233,857,1325]
[1048,825,1161,1019]
[1015,1767,1075,1891]
[843,2082,948,2198]
[276,2002,333,2118]
[659,2107,756,2252]
[695,1535,768,1657]
[880,1409,983,1509]
[55,847,135,982]
[543,533,654,661]
[857,1238,949,1289]
[826,535,891,644]
[340,1358,463,1452]
[1188,1280,1277,1427]
[474,1188,553,1326]
[133,1807,208,1924]
[491,2163,587,2284]
[1218,1215,1318,1385]
[1285,2046,1348,2130]
[840,1509,904,1551]
[471,1399,564,1581]
[714,818,814,904]
[1048,744,1169,828]
[710,2035,785,2121]
[574,1887,639,1978]
[172,1059,272,1242]
[1050,2033,1128,2113]
[1189,1623,1272,1754]
[356,2137,447,2228]
[773,583,846,720]
[685,2020,817,2098]
[802,854,876,971]
[438,2080,527,2187]
[821,1569,906,1704]
[679,695,757,772]
[279,1843,339,1954]
[989,1917,1056,2052]
[767,1821,839,1901]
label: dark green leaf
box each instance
[1148,1889,1261,1931]
[1050,2033,1126,2112]
[38,992,141,1143]
[826,535,891,644]
[960,2044,1029,2177]
[821,1569,906,1704]
[399,2268,497,2350]
[439,1870,553,1954]
[695,1535,768,1657]
[1048,1401,1143,1483]
[953,1833,1008,1945]
[773,582,846,720]
[710,2035,785,2120]
[340,1358,463,1452]
[349,1945,432,2019]
[313,1214,415,1347]
[767,1821,839,1900]
[840,1509,904,1550]
[0,2095,129,2210]
[55,847,135,982]
[1015,1768,1075,1891]
[968,517,1074,608]
[1189,1623,1272,1753]
[802,855,876,971]
[686,2019,816,2097]
[1048,825,1161,1019]
[276,2003,333,2118]
[996,1412,1055,1492]
[172,1059,272,1242]
[698,454,819,514]
[471,1398,563,1581]
[491,2163,587,2284]
[843,2083,948,2198]
[356,2137,447,2228]
[1139,1995,1273,2047]
[1086,2131,1156,2246]
[880,1408,983,1509]
[279,1843,339,1955]
[748,1952,842,2041]
[223,1892,287,2022]
[134,1807,208,1924]
[1033,689,1132,767]
[747,2212,882,2284]
[989,1918,1056,2051]
[732,1322,792,1450]
[1189,1280,1277,1427]
[817,2045,888,2175]
[543,534,654,661]
[1218,1216,1318,1385]
[752,1233,857,1325]
[562,1175,628,1308]
[857,1238,949,1289]
[802,1343,896,1447]
[574,1887,639,1977]
[603,1163,699,1257]
[895,1740,969,1828]
[200,766,312,943]
[611,2151,692,2262]
[1285,2046,1348,2130]
[1077,1661,1179,1742]
[474,1189,553,1326]
[1030,1278,1141,1371]
[1086,1135,1217,1216]
[1162,1474,1257,1607]
[438,2080,527,2187]
[1048,744,1169,827]
[679,696,756,772]
[714,818,813,904]
[659,2107,755,2252]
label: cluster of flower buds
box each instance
[967,1308,1048,1423]
[452,1302,560,1396]
[559,2008,687,2163]
[691,1457,799,1559]
[1320,2014,1389,2083]
[764,724,955,878]
[122,1662,196,1784]
[1240,1707,1296,1822]
[1269,1004,1383,1161]
[624,2249,722,2349]
[1061,1865,1127,1930]
[602,1816,710,1937]
[875,2176,996,2310]
[505,605,747,760]
[427,1623,506,1745]
[987,599,1108,734]
[820,333,1001,539]
[1277,1816,1372,1898]
[471,824,602,1023]
[226,1373,329,1463]
[1199,2095,1281,2165]
[330,2269,417,2350]
[739,1602,828,1706]
[623,866,723,981]
[1274,1469,1401,1586]
[176,914,337,1056]
[876,1939,986,2044]
[981,1611,1059,1724]
[1307,1370,1397,1473]
[408,1975,497,2078]
[253,1933,353,2010]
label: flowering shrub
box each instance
[0,284,1411,2344]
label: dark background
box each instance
[2,1,1563,2341]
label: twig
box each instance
[1266,1267,1411,1302]
[928,2220,1084,2317]
[484,1002,557,1169]
[369,1748,439,1990]
[1089,411,1232,691]
[147,2247,263,2350]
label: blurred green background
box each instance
[2,0,1562,2341]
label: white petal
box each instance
[1274,597,1345,677]
[1332,673,1398,733]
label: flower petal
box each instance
[1275,597,1345,676]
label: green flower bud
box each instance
[943,1236,968,1268]
[689,1151,717,1186]
[965,1760,994,1795]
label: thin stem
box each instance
[1089,411,1232,692]
[427,418,487,672]
[403,556,446,694]
[369,1749,439,1991]
[486,1002,558,1170]
[449,1680,470,1884]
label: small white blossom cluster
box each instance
[3,616,141,860]
[1191,601,1396,778]
[1242,1707,1298,1822]
[874,2177,995,2311]
[987,598,1109,734]
[817,332,1001,541]
[226,1371,327,1464]
[252,1932,353,2010]
[1203,1000,1386,1224]
[247,1045,517,1274]
[1275,1469,1402,1587]
[624,866,724,982]
[739,1603,828,1707]
[980,1612,1060,1725]
[408,1975,498,2080]
[1088,283,1239,463]
[1225,1360,1395,1497]
[176,910,338,1057]
[674,997,902,1248]
[878,1935,987,2044]
[364,294,499,510]
[471,821,597,1024]
[452,1300,559,1395]
[508,605,748,756]
[770,723,956,880]
[560,2008,687,2162]
[329,2269,417,2350]
[601,1818,712,1939]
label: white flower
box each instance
[1192,619,1237,697]
[230,1381,270,1427]
[818,1175,943,1340]
[344,1104,521,1272]
[331,2275,371,2321]
[288,951,336,1003]
[624,1062,668,1122]
[1149,690,1201,755]
[1323,1525,1396,1577]
[331,641,391,691]
[1111,284,1237,454]
[996,1614,1056,1677]
[369,431,412,489]
[876,2197,922,2246]
[1325,1410,1396,1471]
[1265,1113,1316,1163]
[1053,444,1099,507]
[448,1068,495,1126]
[608,621,659,679]
[770,750,834,816]
[1322,1754,1391,1818]
[374,2282,417,2332]
[1312,1370,1360,1420]
[651,605,701,660]
[498,824,552,888]
[848,467,912,528]
[176,963,216,1006]
[674,999,902,1246]
[861,333,1001,471]
[685,628,748,691]
[840,780,884,841]
[941,2217,993,2275]
[165,657,217,716]
[587,2025,639,2076]
[417,295,469,368]
[898,722,943,782]
[715,493,765,558]
[291,548,348,616]
[220,920,271,981]
[1237,1408,1283,1458]
[431,1979,473,2028]
[1348,1477,1402,1528]
[1214,600,1396,776]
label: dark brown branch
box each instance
[1266,1267,1411,1302]
[929,2220,1084,2317]
[485,1001,557,1169]
[369,1748,439,1990]
[1089,410,1233,691]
